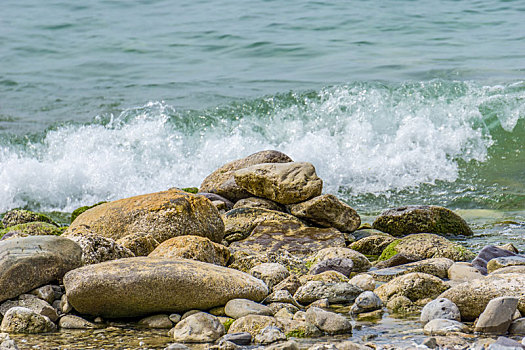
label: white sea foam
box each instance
[0,82,523,213]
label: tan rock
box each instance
[228,315,282,337]
[348,235,396,257]
[369,258,454,282]
[200,150,293,202]
[374,272,449,303]
[447,262,484,282]
[149,236,230,266]
[234,162,323,205]
[308,247,371,273]
[287,195,360,232]
[233,197,285,212]
[65,189,224,256]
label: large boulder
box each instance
[64,189,225,256]
[234,162,323,205]
[148,236,230,266]
[377,233,475,262]
[439,273,525,321]
[229,223,345,257]
[0,236,82,303]
[374,272,449,303]
[287,195,360,232]
[199,150,293,202]
[63,257,268,318]
[223,208,304,243]
[373,205,473,237]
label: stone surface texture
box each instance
[474,297,519,334]
[420,298,461,324]
[171,312,225,343]
[374,273,449,303]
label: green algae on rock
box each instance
[0,222,63,240]
[70,202,107,224]
[1,209,58,228]
[373,205,473,237]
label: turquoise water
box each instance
[1,0,524,215]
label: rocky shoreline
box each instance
[0,150,524,350]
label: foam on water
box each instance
[0,80,523,213]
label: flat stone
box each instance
[224,299,273,319]
[488,336,525,350]
[138,314,173,329]
[0,307,56,334]
[287,194,360,232]
[64,188,225,256]
[300,271,349,285]
[0,222,62,240]
[439,273,525,321]
[369,258,454,282]
[374,254,417,269]
[171,312,224,343]
[58,315,97,329]
[372,205,473,237]
[263,290,300,307]
[308,258,354,277]
[148,236,230,266]
[199,150,293,202]
[423,319,469,335]
[294,281,363,305]
[420,298,461,324]
[63,257,268,318]
[487,256,525,274]
[0,236,82,303]
[234,162,323,205]
[374,272,449,304]
[474,297,519,334]
[305,307,352,335]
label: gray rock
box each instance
[58,315,97,329]
[64,257,268,318]
[474,297,519,334]
[197,193,234,211]
[509,318,525,335]
[488,336,525,350]
[305,307,352,335]
[372,205,473,237]
[164,344,190,350]
[30,285,60,305]
[267,303,300,315]
[488,256,525,274]
[1,210,57,228]
[0,333,19,350]
[350,291,382,314]
[265,340,300,350]
[0,236,82,303]
[287,194,361,232]
[370,257,454,282]
[65,233,135,265]
[294,281,363,305]
[171,312,224,343]
[254,325,287,344]
[0,298,58,322]
[225,299,273,319]
[168,314,181,324]
[421,337,438,349]
[234,162,323,205]
[263,290,300,308]
[423,318,469,335]
[233,197,285,212]
[60,294,72,314]
[216,332,252,345]
[472,245,520,275]
[420,298,461,324]
[308,258,354,277]
[138,314,173,328]
[249,263,290,290]
[0,307,56,333]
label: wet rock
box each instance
[308,247,371,273]
[474,297,519,334]
[265,340,300,350]
[230,223,345,257]
[1,209,57,228]
[0,307,56,334]
[374,272,449,304]
[254,325,286,344]
[224,299,273,319]
[294,281,363,305]
[370,258,453,282]
[423,319,469,335]
[287,194,360,232]
[233,197,285,212]
[348,234,396,257]
[138,314,173,328]
[421,337,438,349]
[472,245,520,275]
[227,315,282,337]
[305,307,352,335]
[308,258,354,277]
[488,337,525,350]
[348,274,376,291]
[58,315,97,329]
[0,236,82,303]
[0,298,58,322]
[64,188,225,256]
[350,291,383,314]
[63,257,268,318]
[223,207,305,243]
[439,273,525,321]
[0,333,19,350]
[249,263,290,290]
[377,233,475,262]
[171,312,224,343]
[509,318,525,335]
[372,205,473,237]
[199,150,293,202]
[447,262,484,282]
[234,162,323,205]
[217,332,252,345]
[487,256,525,274]
[65,229,135,265]
[420,298,461,324]
[148,235,230,266]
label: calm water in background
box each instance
[1,0,524,222]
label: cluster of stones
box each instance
[0,150,524,350]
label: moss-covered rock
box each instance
[0,222,63,240]
[373,205,473,237]
[377,233,475,262]
[70,202,106,224]
[307,247,371,273]
[348,234,396,256]
[1,209,58,228]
